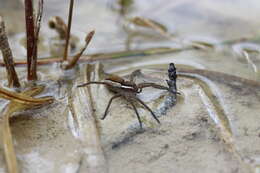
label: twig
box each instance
[0,16,20,88]
[0,47,193,66]
[30,0,44,81]
[63,30,95,70]
[63,0,74,61]
[24,0,36,80]
[34,0,43,42]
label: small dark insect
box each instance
[78,64,179,128]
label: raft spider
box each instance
[78,67,179,128]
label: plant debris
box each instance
[24,0,43,81]
[63,0,74,61]
[49,16,68,40]
[128,16,169,37]
[62,30,95,70]
[0,16,20,88]
[0,86,53,173]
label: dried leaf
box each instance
[0,86,53,105]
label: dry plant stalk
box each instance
[63,0,74,61]
[48,16,68,39]
[63,30,95,70]
[34,0,44,43]
[30,0,44,80]
[24,0,43,81]
[24,0,36,80]
[0,86,53,173]
[0,16,20,88]
[0,47,195,66]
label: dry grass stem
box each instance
[24,0,36,80]
[0,47,198,66]
[0,16,20,88]
[63,0,74,61]
[63,30,95,70]
[30,0,44,81]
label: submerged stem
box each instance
[2,107,18,173]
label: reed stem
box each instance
[63,30,95,70]
[0,16,20,88]
[24,0,36,80]
[63,0,74,61]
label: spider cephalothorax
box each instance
[78,63,179,128]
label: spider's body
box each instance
[78,64,179,128]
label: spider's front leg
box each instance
[105,74,138,91]
[137,82,180,94]
[77,81,113,88]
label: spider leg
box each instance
[101,94,121,120]
[129,100,143,129]
[138,82,169,90]
[77,81,112,88]
[137,82,180,95]
[133,97,160,124]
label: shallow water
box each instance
[0,0,260,173]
